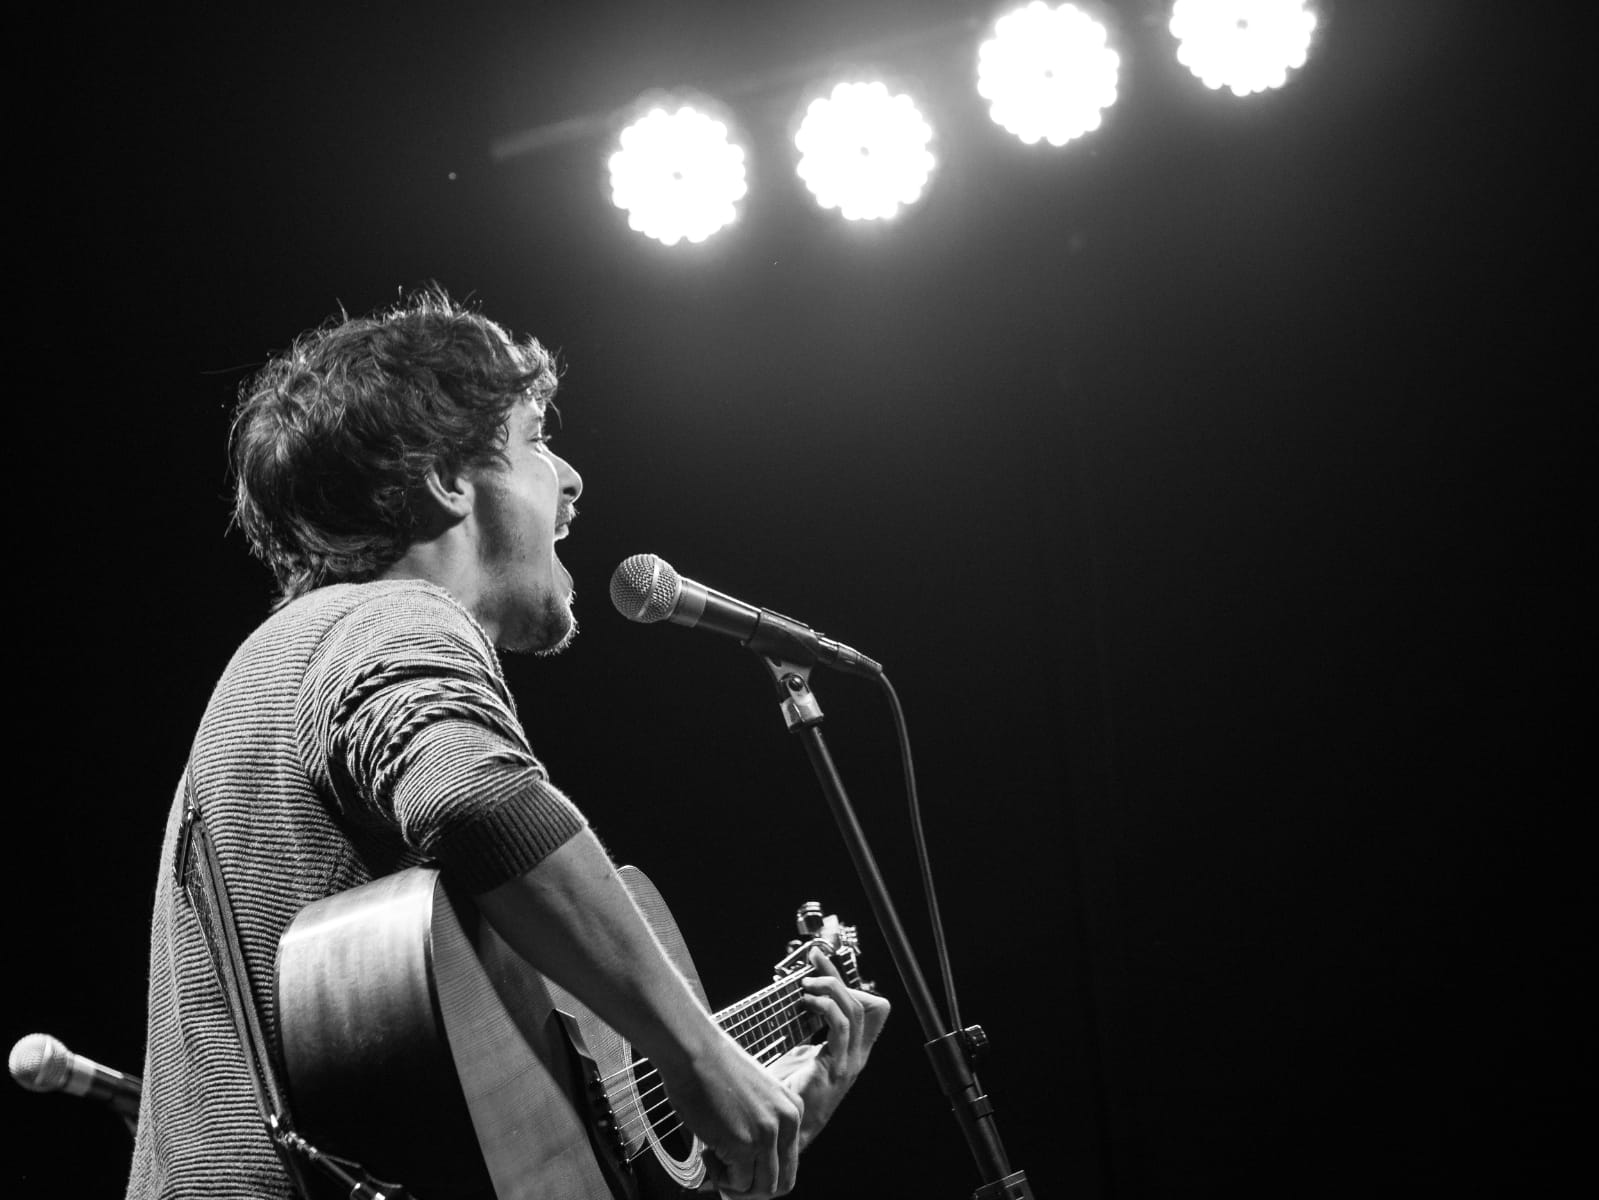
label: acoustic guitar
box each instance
[276,865,866,1199]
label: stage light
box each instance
[793,81,936,222]
[977,3,1120,148]
[607,104,748,245]
[1168,0,1318,97]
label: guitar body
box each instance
[276,865,710,1200]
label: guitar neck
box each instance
[713,973,820,1063]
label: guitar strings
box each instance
[623,1033,799,1156]
[608,979,821,1151]
[610,990,813,1142]
[615,998,810,1120]
[596,972,812,1090]
[620,1036,805,1158]
[616,1033,801,1157]
[603,976,810,1098]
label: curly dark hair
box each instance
[230,287,560,606]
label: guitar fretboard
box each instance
[715,973,820,1063]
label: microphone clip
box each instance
[761,656,824,730]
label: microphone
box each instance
[9,1033,142,1118]
[609,554,882,677]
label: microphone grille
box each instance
[9,1033,69,1092]
[609,554,681,624]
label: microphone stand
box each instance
[759,655,1034,1200]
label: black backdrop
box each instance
[9,3,1582,1196]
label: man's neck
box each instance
[381,536,499,643]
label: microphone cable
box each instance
[875,671,963,1035]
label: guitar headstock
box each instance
[772,901,874,993]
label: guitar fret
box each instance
[719,978,812,1056]
[749,1036,787,1063]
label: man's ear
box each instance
[419,462,475,524]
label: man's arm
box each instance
[474,829,806,1198]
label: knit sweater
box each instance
[126,580,586,1198]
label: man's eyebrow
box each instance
[532,398,562,430]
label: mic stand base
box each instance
[760,656,1034,1200]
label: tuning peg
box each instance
[795,901,824,937]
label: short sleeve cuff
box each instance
[430,777,587,894]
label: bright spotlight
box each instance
[977,3,1120,148]
[608,105,748,245]
[794,81,936,222]
[1169,0,1318,97]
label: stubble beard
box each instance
[531,590,578,657]
[500,586,578,657]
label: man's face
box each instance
[468,398,583,654]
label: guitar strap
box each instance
[173,759,410,1200]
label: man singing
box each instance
[127,288,888,1198]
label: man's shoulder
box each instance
[281,580,501,678]
[252,579,475,641]
[305,578,464,617]
[220,580,486,681]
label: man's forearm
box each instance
[472,828,723,1071]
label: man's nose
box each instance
[555,452,583,500]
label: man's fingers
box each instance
[803,970,867,1062]
[803,984,851,1064]
[777,1101,801,1195]
[716,1088,799,1199]
[710,1149,755,1197]
[756,1134,779,1199]
[860,990,891,1046]
[805,945,844,981]
[774,1085,802,1195]
[735,1152,761,1196]
[809,944,889,1048]
[707,1148,776,1199]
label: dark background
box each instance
[9,2,1583,1196]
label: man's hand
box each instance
[767,948,892,1149]
[673,949,890,1199]
[655,1034,804,1199]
